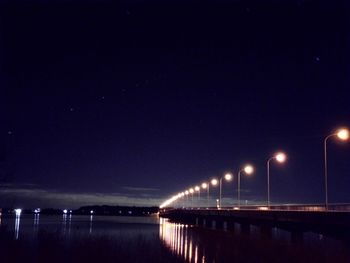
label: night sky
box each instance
[1,0,349,208]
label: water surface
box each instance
[1,213,349,263]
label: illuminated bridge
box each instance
[159,204,350,239]
[159,127,350,239]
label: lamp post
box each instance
[185,190,189,208]
[194,186,200,207]
[237,165,254,208]
[219,173,233,208]
[180,192,185,208]
[201,182,208,208]
[189,188,194,208]
[324,128,349,210]
[174,194,178,208]
[267,152,287,208]
[211,179,218,208]
[177,193,182,208]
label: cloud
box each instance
[0,187,163,209]
[0,183,38,188]
[122,186,160,192]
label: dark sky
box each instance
[1,0,349,208]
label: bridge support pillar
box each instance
[223,221,228,231]
[211,220,216,230]
[233,222,240,233]
[202,218,206,227]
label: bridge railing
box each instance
[162,203,350,212]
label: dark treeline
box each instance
[76,205,159,216]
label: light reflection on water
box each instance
[62,213,67,235]
[160,218,204,263]
[14,214,20,240]
[1,214,159,241]
[89,215,93,234]
[61,213,73,236]
[2,213,350,262]
[34,213,39,227]
[69,214,72,235]
[159,217,350,263]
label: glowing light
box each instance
[63,209,68,214]
[14,209,22,216]
[90,210,94,214]
[189,188,194,194]
[15,213,20,240]
[337,128,349,140]
[201,183,207,189]
[185,191,189,195]
[211,179,218,186]
[275,152,287,163]
[34,208,40,214]
[258,207,269,210]
[244,165,254,175]
[224,173,232,181]
[194,186,200,191]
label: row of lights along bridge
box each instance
[160,128,349,211]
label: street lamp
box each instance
[176,193,182,208]
[219,173,233,208]
[324,128,349,210]
[267,152,287,208]
[185,190,189,208]
[237,165,254,208]
[194,186,200,207]
[180,192,185,208]
[189,188,194,208]
[201,182,208,208]
[210,179,218,208]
